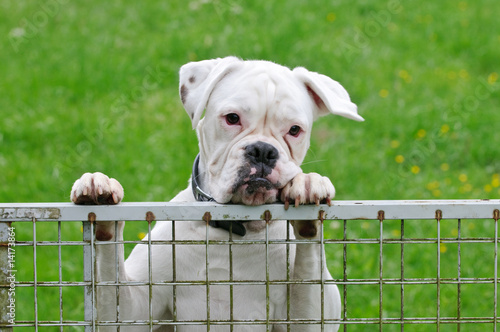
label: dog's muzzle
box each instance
[241,141,279,192]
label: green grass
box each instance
[1,0,499,330]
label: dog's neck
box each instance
[191,154,248,236]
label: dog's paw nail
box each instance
[284,199,290,210]
[315,197,320,206]
[98,187,103,196]
[112,193,119,204]
[326,196,332,206]
[295,196,300,208]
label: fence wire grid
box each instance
[1,200,499,331]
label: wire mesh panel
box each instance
[0,200,499,331]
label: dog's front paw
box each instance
[281,173,335,239]
[280,172,335,210]
[70,172,124,205]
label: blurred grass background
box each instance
[1,0,499,330]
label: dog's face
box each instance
[180,57,363,205]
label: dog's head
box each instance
[180,57,363,205]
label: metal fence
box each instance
[1,200,499,331]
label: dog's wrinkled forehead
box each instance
[179,56,364,129]
[209,66,311,120]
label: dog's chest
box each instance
[174,242,289,322]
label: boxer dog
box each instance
[71,56,363,331]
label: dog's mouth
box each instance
[231,169,282,206]
[233,166,281,193]
[245,177,275,193]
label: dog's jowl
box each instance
[71,57,363,331]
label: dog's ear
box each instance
[179,56,241,129]
[293,67,364,122]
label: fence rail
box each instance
[2,199,500,222]
[1,200,499,331]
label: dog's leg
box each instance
[289,220,340,332]
[71,173,154,331]
[281,173,341,332]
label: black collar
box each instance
[191,154,248,236]
[191,154,215,202]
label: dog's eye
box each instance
[288,125,301,137]
[225,113,240,125]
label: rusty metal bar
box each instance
[436,210,441,332]
[147,214,153,332]
[204,212,211,331]
[32,217,38,332]
[494,210,499,332]
[400,219,405,332]
[286,216,291,332]
[319,210,326,332]
[172,219,177,330]
[58,220,63,332]
[265,213,271,331]
[83,218,95,332]
[378,211,384,332]
[343,219,348,332]
[115,219,121,332]
[457,219,462,332]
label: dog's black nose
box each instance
[245,142,279,168]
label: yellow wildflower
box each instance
[458,174,468,182]
[484,184,493,193]
[327,12,336,22]
[492,174,500,187]
[488,72,499,84]
[440,163,450,171]
[426,181,440,190]
[138,232,147,240]
[432,189,442,197]
[395,155,405,163]
[416,129,427,139]
[398,70,412,83]
[440,124,450,134]
[390,140,400,148]
[459,69,469,80]
[379,89,389,98]
[459,183,472,193]
[411,165,421,174]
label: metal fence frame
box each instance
[1,200,499,331]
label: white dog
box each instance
[71,57,363,331]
